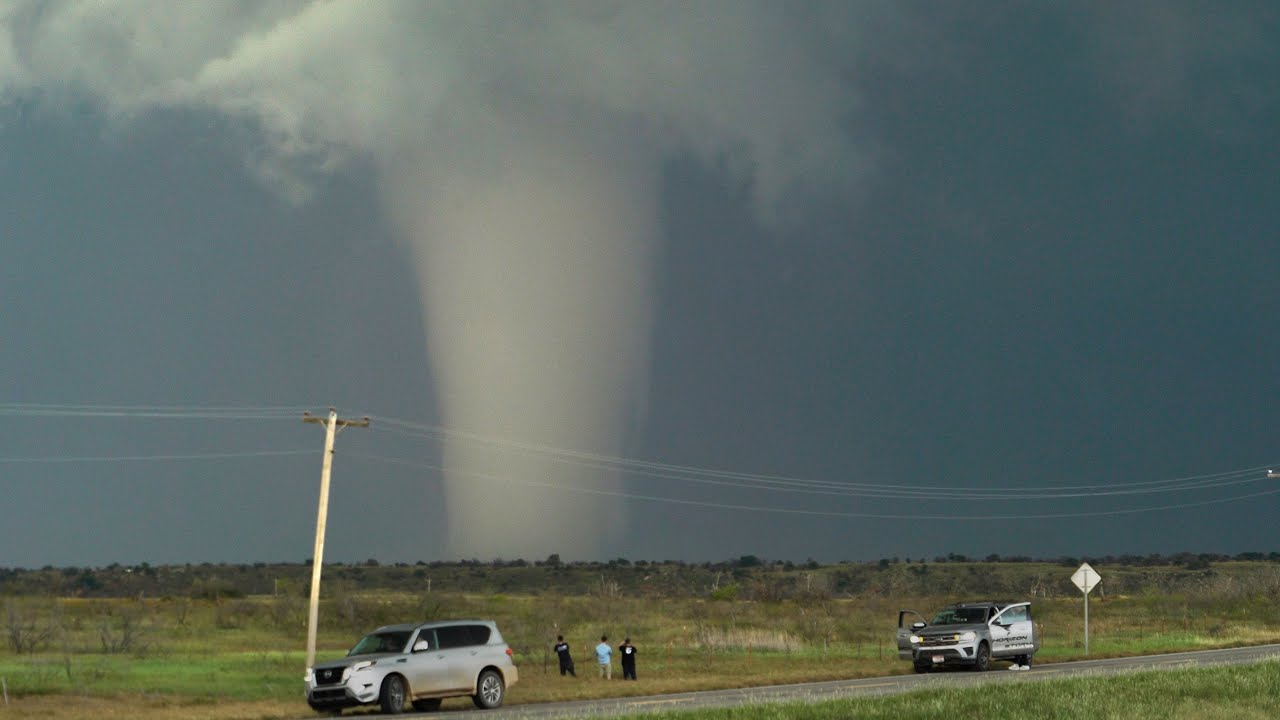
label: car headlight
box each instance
[960,631,977,642]
[304,669,314,683]
[352,661,376,672]
[909,635,922,644]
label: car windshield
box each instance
[930,607,990,625]
[348,631,412,656]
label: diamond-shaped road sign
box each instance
[1072,562,1101,594]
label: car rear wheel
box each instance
[380,675,406,714]
[412,698,442,712]
[472,669,505,709]
[973,642,991,672]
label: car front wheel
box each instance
[472,670,505,709]
[973,642,991,672]
[380,675,406,714]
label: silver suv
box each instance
[305,619,519,714]
[897,601,1038,672]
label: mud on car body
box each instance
[896,601,1038,673]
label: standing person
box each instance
[595,635,613,679]
[554,635,576,677]
[619,637,638,680]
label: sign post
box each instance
[1070,563,1101,655]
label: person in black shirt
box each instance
[619,637,637,680]
[554,634,576,676]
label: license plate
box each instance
[932,655,944,663]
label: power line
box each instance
[367,416,1276,500]
[345,451,1280,521]
[0,449,312,463]
[4,402,1274,513]
[367,412,1277,495]
[0,404,310,422]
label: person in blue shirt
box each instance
[595,635,613,679]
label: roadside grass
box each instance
[623,659,1280,720]
[0,581,1278,719]
[2,654,1277,720]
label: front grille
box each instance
[314,667,345,686]
[920,635,961,647]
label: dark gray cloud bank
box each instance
[0,1,1277,567]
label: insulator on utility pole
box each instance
[302,408,370,674]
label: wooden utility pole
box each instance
[303,408,369,672]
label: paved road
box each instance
[336,644,1280,719]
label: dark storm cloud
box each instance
[0,2,1277,566]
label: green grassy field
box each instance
[0,560,1278,718]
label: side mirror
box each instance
[412,640,430,652]
[911,621,927,630]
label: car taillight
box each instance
[506,647,513,657]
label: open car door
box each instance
[896,610,927,658]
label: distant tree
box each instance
[1183,555,1213,571]
[74,572,102,594]
[737,555,763,568]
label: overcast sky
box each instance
[2,1,1278,568]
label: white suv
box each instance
[305,620,519,714]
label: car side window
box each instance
[435,624,492,649]
[435,625,470,649]
[466,624,492,646]
[999,606,1029,624]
